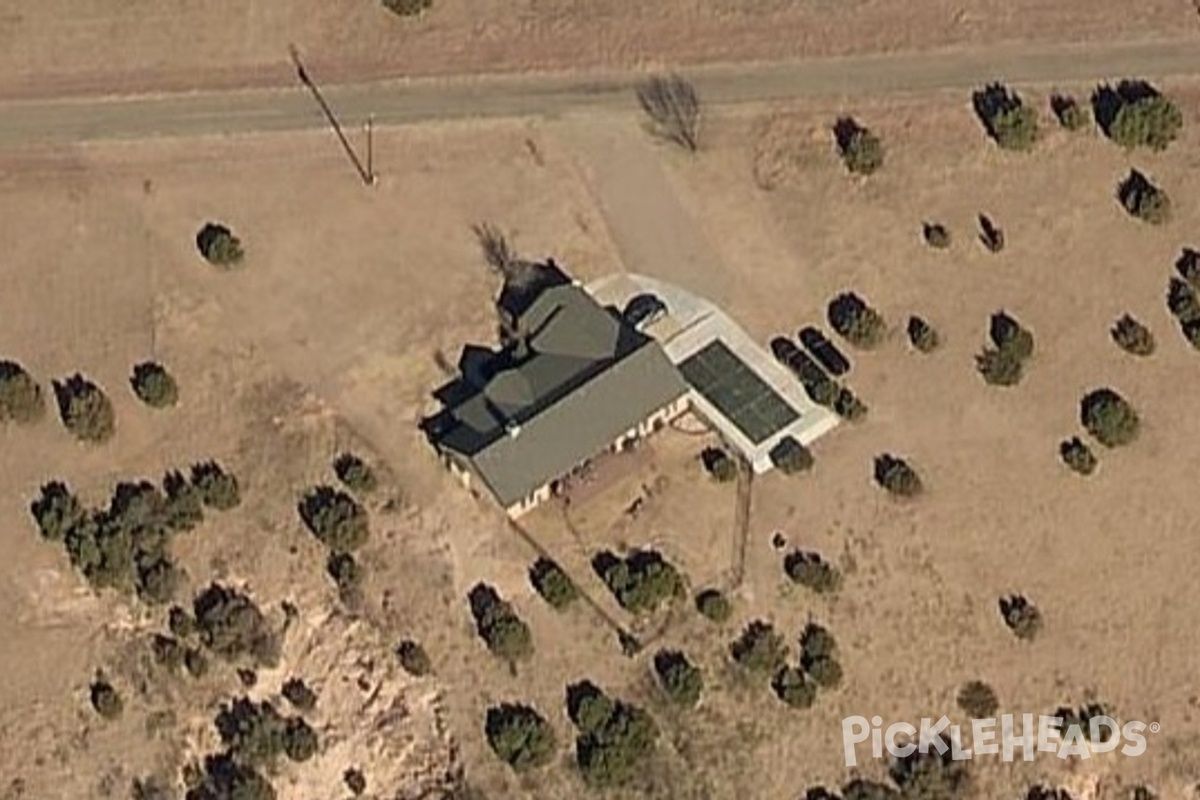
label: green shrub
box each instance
[529,557,579,610]
[653,649,703,707]
[30,481,86,541]
[807,376,840,408]
[1059,437,1098,476]
[282,678,318,712]
[923,223,951,249]
[804,656,844,690]
[833,387,868,422]
[784,550,841,593]
[772,666,817,708]
[130,362,178,408]
[1081,388,1139,447]
[193,583,279,665]
[769,436,814,475]
[1096,81,1182,150]
[834,118,884,175]
[196,222,244,267]
[694,588,732,623]
[957,680,999,718]
[1118,169,1170,224]
[593,549,684,614]
[990,311,1034,360]
[975,346,1024,386]
[397,639,433,676]
[999,594,1042,640]
[90,679,124,719]
[53,373,115,443]
[973,83,1038,150]
[730,620,788,676]
[800,622,837,661]
[299,486,369,552]
[1177,247,1200,290]
[890,742,971,799]
[1051,94,1090,130]
[978,311,1034,386]
[0,360,46,424]
[484,703,557,772]
[874,454,922,497]
[1167,277,1200,323]
[1182,318,1200,349]
[333,452,377,494]
[343,769,367,796]
[828,292,886,349]
[188,754,275,800]
[700,446,738,482]
[566,682,658,788]
[190,461,241,510]
[215,697,317,767]
[383,0,433,17]
[163,470,205,532]
[468,583,534,662]
[1110,314,1155,356]
[326,551,364,606]
[907,316,939,353]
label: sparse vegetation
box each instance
[972,82,1038,150]
[873,454,922,497]
[770,436,814,475]
[700,446,738,482]
[784,550,842,594]
[1111,314,1155,356]
[130,362,179,408]
[1094,80,1182,151]
[1051,94,1090,131]
[193,583,280,666]
[1059,437,1098,476]
[636,73,700,152]
[593,548,684,614]
[694,588,732,623]
[53,373,115,443]
[298,486,369,552]
[957,680,999,718]
[1118,169,1170,224]
[190,461,241,510]
[834,117,884,175]
[653,649,703,707]
[730,620,788,676]
[484,703,557,772]
[828,291,886,349]
[566,681,658,787]
[922,223,951,249]
[999,594,1042,640]
[1081,388,1140,447]
[468,583,534,663]
[907,316,939,353]
[196,222,244,267]
[0,360,46,424]
[333,452,377,494]
[529,557,579,610]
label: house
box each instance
[423,260,690,516]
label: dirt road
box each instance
[3,38,1200,147]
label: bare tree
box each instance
[472,223,518,278]
[636,74,700,152]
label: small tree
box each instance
[30,481,86,541]
[772,666,817,708]
[566,682,658,788]
[1094,80,1182,150]
[730,620,788,676]
[972,83,1038,150]
[1167,277,1200,323]
[828,292,886,349]
[1081,388,1139,447]
[636,74,700,152]
[957,680,999,718]
[53,374,115,443]
[874,454,922,497]
[468,583,534,663]
[193,583,279,665]
[653,650,703,707]
[333,452,377,494]
[922,223,951,249]
[977,311,1034,386]
[593,549,684,614]
[90,678,123,719]
[130,362,178,408]
[382,0,432,18]
[485,703,557,772]
[282,678,318,712]
[804,655,844,690]
[163,469,205,532]
[834,118,884,175]
[694,588,732,623]
[1050,94,1090,131]
[784,550,841,593]
[1110,314,1155,356]
[999,594,1042,640]
[1059,437,1097,476]
[1176,247,1200,290]
[190,461,241,510]
[196,222,244,267]
[907,316,940,353]
[529,557,579,610]
[1118,169,1170,224]
[189,754,275,800]
[770,436,814,475]
[700,446,738,482]
[396,639,432,676]
[298,486,369,552]
[0,360,45,424]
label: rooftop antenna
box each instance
[288,43,377,187]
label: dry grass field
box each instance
[4,75,1200,800]
[0,0,1195,97]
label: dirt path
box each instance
[5,38,1200,148]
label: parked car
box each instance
[623,293,668,329]
[798,326,850,377]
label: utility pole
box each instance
[288,44,376,187]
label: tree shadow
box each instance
[971,83,1020,141]
[832,117,864,154]
[467,582,501,625]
